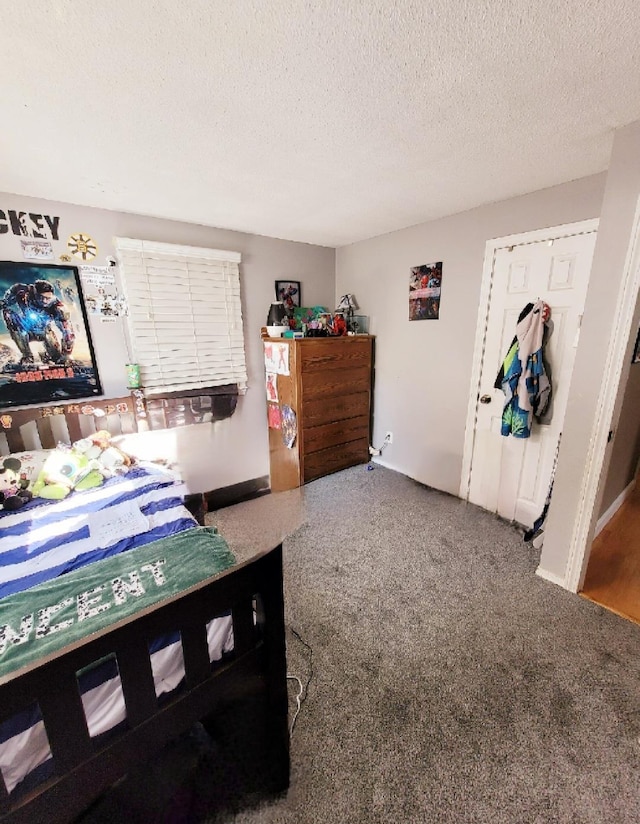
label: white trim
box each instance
[459,240,496,500]
[563,198,640,592]
[114,236,241,263]
[371,456,398,472]
[459,219,600,502]
[594,478,636,537]
[535,566,566,589]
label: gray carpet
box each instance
[79,464,640,823]
[209,464,640,824]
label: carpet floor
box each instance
[81,465,640,823]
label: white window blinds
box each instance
[115,238,246,396]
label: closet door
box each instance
[468,228,596,527]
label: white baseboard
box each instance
[594,478,636,537]
[371,456,395,471]
[535,565,568,590]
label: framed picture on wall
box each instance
[0,261,102,408]
[275,280,301,312]
[633,325,640,364]
[409,262,443,321]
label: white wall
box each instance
[336,174,606,496]
[0,192,335,493]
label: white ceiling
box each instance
[2,1,639,248]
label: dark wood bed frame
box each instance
[0,400,290,822]
[0,395,139,453]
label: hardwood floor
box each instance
[581,482,640,625]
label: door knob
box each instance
[479,394,492,404]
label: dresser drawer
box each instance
[301,365,370,400]
[304,415,370,453]
[300,337,371,372]
[303,437,370,482]
[302,392,370,428]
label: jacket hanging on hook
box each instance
[494,300,551,438]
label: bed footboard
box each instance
[0,545,289,823]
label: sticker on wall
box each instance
[20,238,54,261]
[80,265,115,286]
[409,261,442,321]
[266,372,278,403]
[131,388,147,420]
[263,341,290,376]
[267,403,282,429]
[281,404,297,449]
[59,254,72,263]
[34,400,131,421]
[68,232,98,261]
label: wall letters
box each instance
[0,209,61,240]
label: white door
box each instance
[467,225,597,527]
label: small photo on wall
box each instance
[409,262,442,321]
[275,280,301,312]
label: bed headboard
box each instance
[0,397,137,455]
[0,385,240,456]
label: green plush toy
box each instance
[32,448,103,500]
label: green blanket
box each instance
[0,526,235,677]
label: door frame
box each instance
[563,197,640,591]
[459,218,600,506]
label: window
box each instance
[115,238,246,396]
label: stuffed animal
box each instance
[73,430,132,478]
[0,456,33,511]
[31,432,134,501]
[31,447,103,500]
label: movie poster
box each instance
[0,261,102,408]
[409,261,443,321]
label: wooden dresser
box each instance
[266,336,373,492]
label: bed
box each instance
[0,400,289,823]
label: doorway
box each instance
[581,478,640,624]
[461,220,598,528]
[579,314,640,621]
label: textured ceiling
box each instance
[1,1,639,247]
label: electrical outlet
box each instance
[385,431,393,444]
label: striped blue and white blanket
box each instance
[0,463,195,599]
[0,464,235,796]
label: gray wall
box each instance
[0,192,335,493]
[540,121,640,581]
[336,174,606,496]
